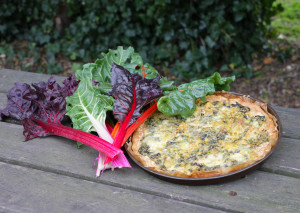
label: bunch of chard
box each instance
[0,46,235,177]
[66,46,164,176]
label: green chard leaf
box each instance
[158,76,177,92]
[157,73,235,118]
[75,46,174,95]
[66,77,114,140]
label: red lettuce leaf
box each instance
[63,75,80,96]
[25,76,79,139]
[0,82,37,121]
[31,76,70,124]
[0,75,79,140]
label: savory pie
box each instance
[127,92,278,178]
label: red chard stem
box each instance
[31,117,122,159]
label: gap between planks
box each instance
[0,158,240,213]
[0,113,299,179]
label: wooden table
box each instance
[0,69,299,213]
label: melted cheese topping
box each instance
[138,100,271,175]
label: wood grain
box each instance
[0,162,220,213]
[0,122,299,212]
[0,69,65,93]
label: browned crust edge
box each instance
[127,91,279,178]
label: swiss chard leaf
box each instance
[158,76,177,92]
[66,77,114,140]
[110,63,163,126]
[104,63,163,164]
[157,73,235,118]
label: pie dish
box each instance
[126,92,281,183]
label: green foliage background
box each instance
[271,0,300,40]
[0,0,282,79]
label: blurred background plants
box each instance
[271,0,300,41]
[0,0,288,81]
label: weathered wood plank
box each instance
[0,68,65,93]
[0,93,6,109]
[1,69,300,139]
[0,122,299,212]
[260,137,300,177]
[0,162,221,213]
[272,106,300,140]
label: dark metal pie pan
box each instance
[125,92,282,185]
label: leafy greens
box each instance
[0,76,122,158]
[105,63,163,164]
[157,72,236,118]
[0,46,236,177]
[76,46,175,95]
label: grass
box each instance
[272,0,300,40]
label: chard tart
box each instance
[127,92,279,178]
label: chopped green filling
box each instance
[138,99,269,174]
